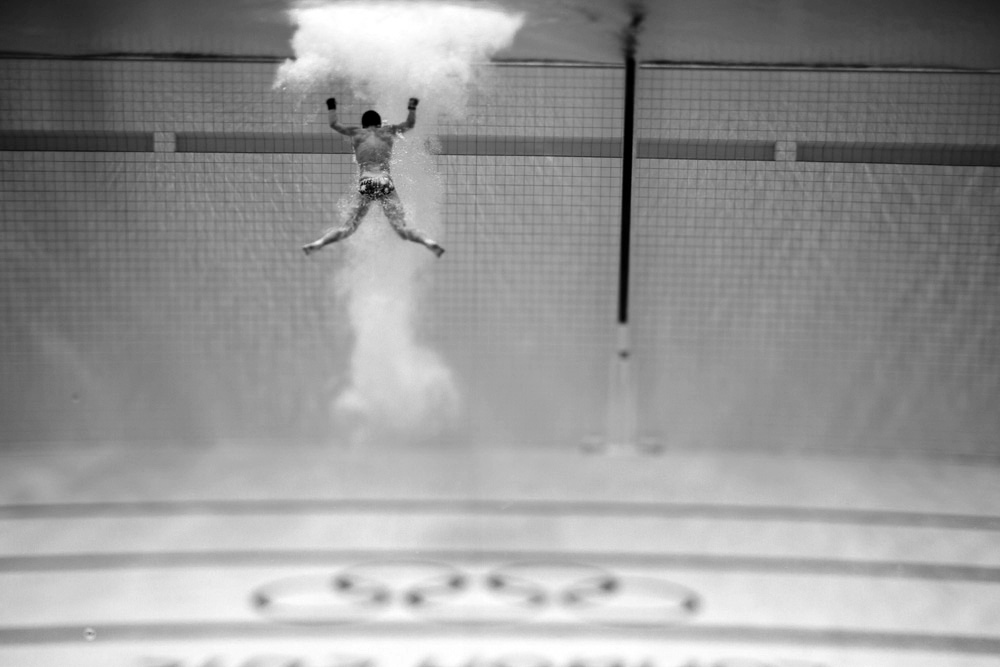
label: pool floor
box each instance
[2,441,999,666]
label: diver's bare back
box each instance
[352,128,396,175]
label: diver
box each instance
[302,97,445,257]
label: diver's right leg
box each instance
[381,192,445,257]
[302,196,370,255]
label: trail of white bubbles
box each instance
[275,1,524,444]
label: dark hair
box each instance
[361,110,381,127]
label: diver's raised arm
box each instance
[326,97,357,136]
[390,98,418,134]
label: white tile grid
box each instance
[629,156,1000,454]
[637,68,1000,143]
[2,59,1000,664]
[0,60,625,137]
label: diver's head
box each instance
[361,110,382,128]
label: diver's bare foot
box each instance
[429,243,445,258]
[302,242,320,255]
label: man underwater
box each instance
[302,97,445,257]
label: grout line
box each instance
[2,499,999,530]
[2,621,999,653]
[4,53,999,74]
[2,549,1000,583]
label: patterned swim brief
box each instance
[358,174,395,199]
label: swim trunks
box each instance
[358,174,395,199]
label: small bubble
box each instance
[83,627,97,641]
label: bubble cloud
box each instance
[276,1,523,444]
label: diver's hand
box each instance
[326,97,337,110]
[408,97,419,110]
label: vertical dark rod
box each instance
[581,3,652,454]
[618,3,642,326]
[618,53,636,326]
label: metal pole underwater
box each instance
[584,4,660,455]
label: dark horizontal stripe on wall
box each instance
[175,132,351,154]
[0,130,152,152]
[434,135,621,158]
[0,132,623,158]
[798,142,1000,166]
[4,132,998,166]
[638,139,776,161]
[175,133,622,157]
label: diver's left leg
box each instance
[382,192,445,257]
[302,195,371,255]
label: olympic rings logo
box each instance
[251,560,701,627]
